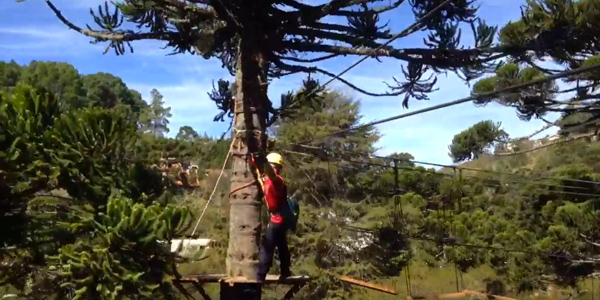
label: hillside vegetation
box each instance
[184,119,600,300]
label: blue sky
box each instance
[1,0,562,165]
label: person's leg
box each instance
[258,223,277,280]
[274,224,291,277]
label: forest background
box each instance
[1,58,599,300]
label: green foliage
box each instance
[448,120,508,163]
[274,90,379,205]
[0,60,148,121]
[48,195,191,300]
[0,84,192,299]
[473,0,600,130]
[82,72,148,114]
[471,63,558,121]
[0,84,63,248]
[0,60,21,88]
[20,60,87,109]
[139,89,172,138]
[176,126,200,141]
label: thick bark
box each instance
[226,26,269,288]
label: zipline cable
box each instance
[344,225,594,262]
[297,62,600,145]
[302,0,453,96]
[287,151,600,197]
[283,143,600,186]
[308,157,600,264]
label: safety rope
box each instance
[391,159,412,297]
[399,193,412,297]
[179,139,235,253]
[451,168,462,292]
[457,169,464,290]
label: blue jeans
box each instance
[257,222,291,280]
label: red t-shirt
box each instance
[263,174,286,224]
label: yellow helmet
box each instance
[266,152,283,166]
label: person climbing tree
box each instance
[254,152,292,281]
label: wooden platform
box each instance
[177,273,399,300]
[179,274,312,284]
[177,274,313,300]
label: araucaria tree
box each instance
[38,0,543,294]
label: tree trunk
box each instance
[225,25,269,299]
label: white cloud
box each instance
[0,27,71,39]
[129,75,300,136]
[481,0,524,8]
[0,25,185,58]
[50,0,107,9]
[371,101,560,164]
[130,82,217,112]
[0,25,105,56]
[336,69,562,164]
[130,81,227,137]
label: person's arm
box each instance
[249,152,282,186]
[263,160,283,186]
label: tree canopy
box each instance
[448,120,508,163]
[0,83,192,299]
[39,0,528,124]
[471,0,600,134]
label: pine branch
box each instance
[281,41,506,67]
[307,21,420,41]
[278,0,404,18]
[45,0,177,42]
[295,0,373,23]
[279,53,342,63]
[273,62,405,97]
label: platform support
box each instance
[219,282,261,300]
[178,274,312,300]
[282,281,309,300]
[190,282,212,300]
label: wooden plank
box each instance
[178,274,312,285]
[439,292,468,299]
[337,275,397,295]
[409,292,468,300]
[179,274,225,283]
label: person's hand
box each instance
[247,154,258,166]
